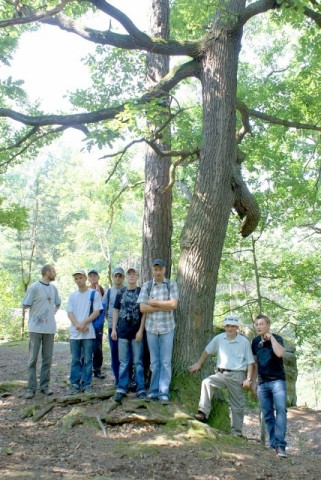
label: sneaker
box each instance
[83,386,93,394]
[160,396,169,405]
[93,372,106,380]
[69,385,80,395]
[145,395,158,402]
[276,447,287,458]
[40,388,54,396]
[137,392,147,400]
[114,392,125,403]
[25,389,35,399]
[193,411,207,423]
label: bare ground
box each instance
[0,341,321,480]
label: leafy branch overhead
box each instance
[1,0,321,240]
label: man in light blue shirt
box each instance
[23,264,61,399]
[189,315,254,436]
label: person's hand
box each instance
[135,330,143,341]
[242,378,252,390]
[263,333,272,341]
[188,362,201,373]
[111,330,117,341]
[77,323,88,332]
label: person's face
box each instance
[126,270,138,286]
[224,324,238,339]
[152,265,166,282]
[255,319,270,336]
[73,274,87,289]
[113,273,124,287]
[47,267,56,281]
[88,273,99,286]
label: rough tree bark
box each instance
[141,0,172,282]
[173,0,246,375]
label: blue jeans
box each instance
[257,379,287,448]
[70,339,94,390]
[27,332,55,391]
[147,330,174,399]
[93,325,104,374]
[108,328,119,384]
[117,337,145,395]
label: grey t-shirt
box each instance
[103,286,124,328]
[22,281,61,334]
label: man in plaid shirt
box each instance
[138,259,179,404]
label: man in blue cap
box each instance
[137,259,179,404]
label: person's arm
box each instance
[188,350,209,373]
[251,357,258,395]
[68,311,81,329]
[147,298,178,311]
[111,308,119,340]
[139,303,159,313]
[264,333,285,358]
[136,313,146,341]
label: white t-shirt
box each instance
[23,281,61,334]
[67,289,102,340]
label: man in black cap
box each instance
[88,269,105,379]
[137,259,179,404]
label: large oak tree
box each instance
[1,0,321,377]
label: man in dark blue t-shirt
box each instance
[111,267,146,402]
[252,314,287,458]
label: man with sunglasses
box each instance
[252,314,287,458]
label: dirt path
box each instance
[0,341,321,480]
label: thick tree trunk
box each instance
[173,1,245,375]
[141,0,172,282]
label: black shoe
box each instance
[193,411,207,423]
[114,392,125,403]
[94,372,106,379]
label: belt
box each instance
[217,368,232,373]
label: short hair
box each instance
[255,314,271,325]
[41,264,53,276]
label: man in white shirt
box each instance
[67,269,102,394]
[189,315,254,436]
[23,264,61,399]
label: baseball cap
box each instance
[152,258,166,267]
[126,267,139,274]
[113,267,125,276]
[223,315,239,326]
[88,269,99,275]
[72,269,86,276]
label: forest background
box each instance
[0,0,320,411]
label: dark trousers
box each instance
[93,325,104,374]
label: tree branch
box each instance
[237,99,321,133]
[0,60,199,130]
[233,0,278,30]
[40,0,200,57]
[0,0,73,28]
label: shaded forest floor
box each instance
[1,341,321,480]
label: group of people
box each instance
[189,314,288,458]
[23,263,288,457]
[23,258,179,405]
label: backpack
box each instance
[146,279,171,299]
[89,290,106,330]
